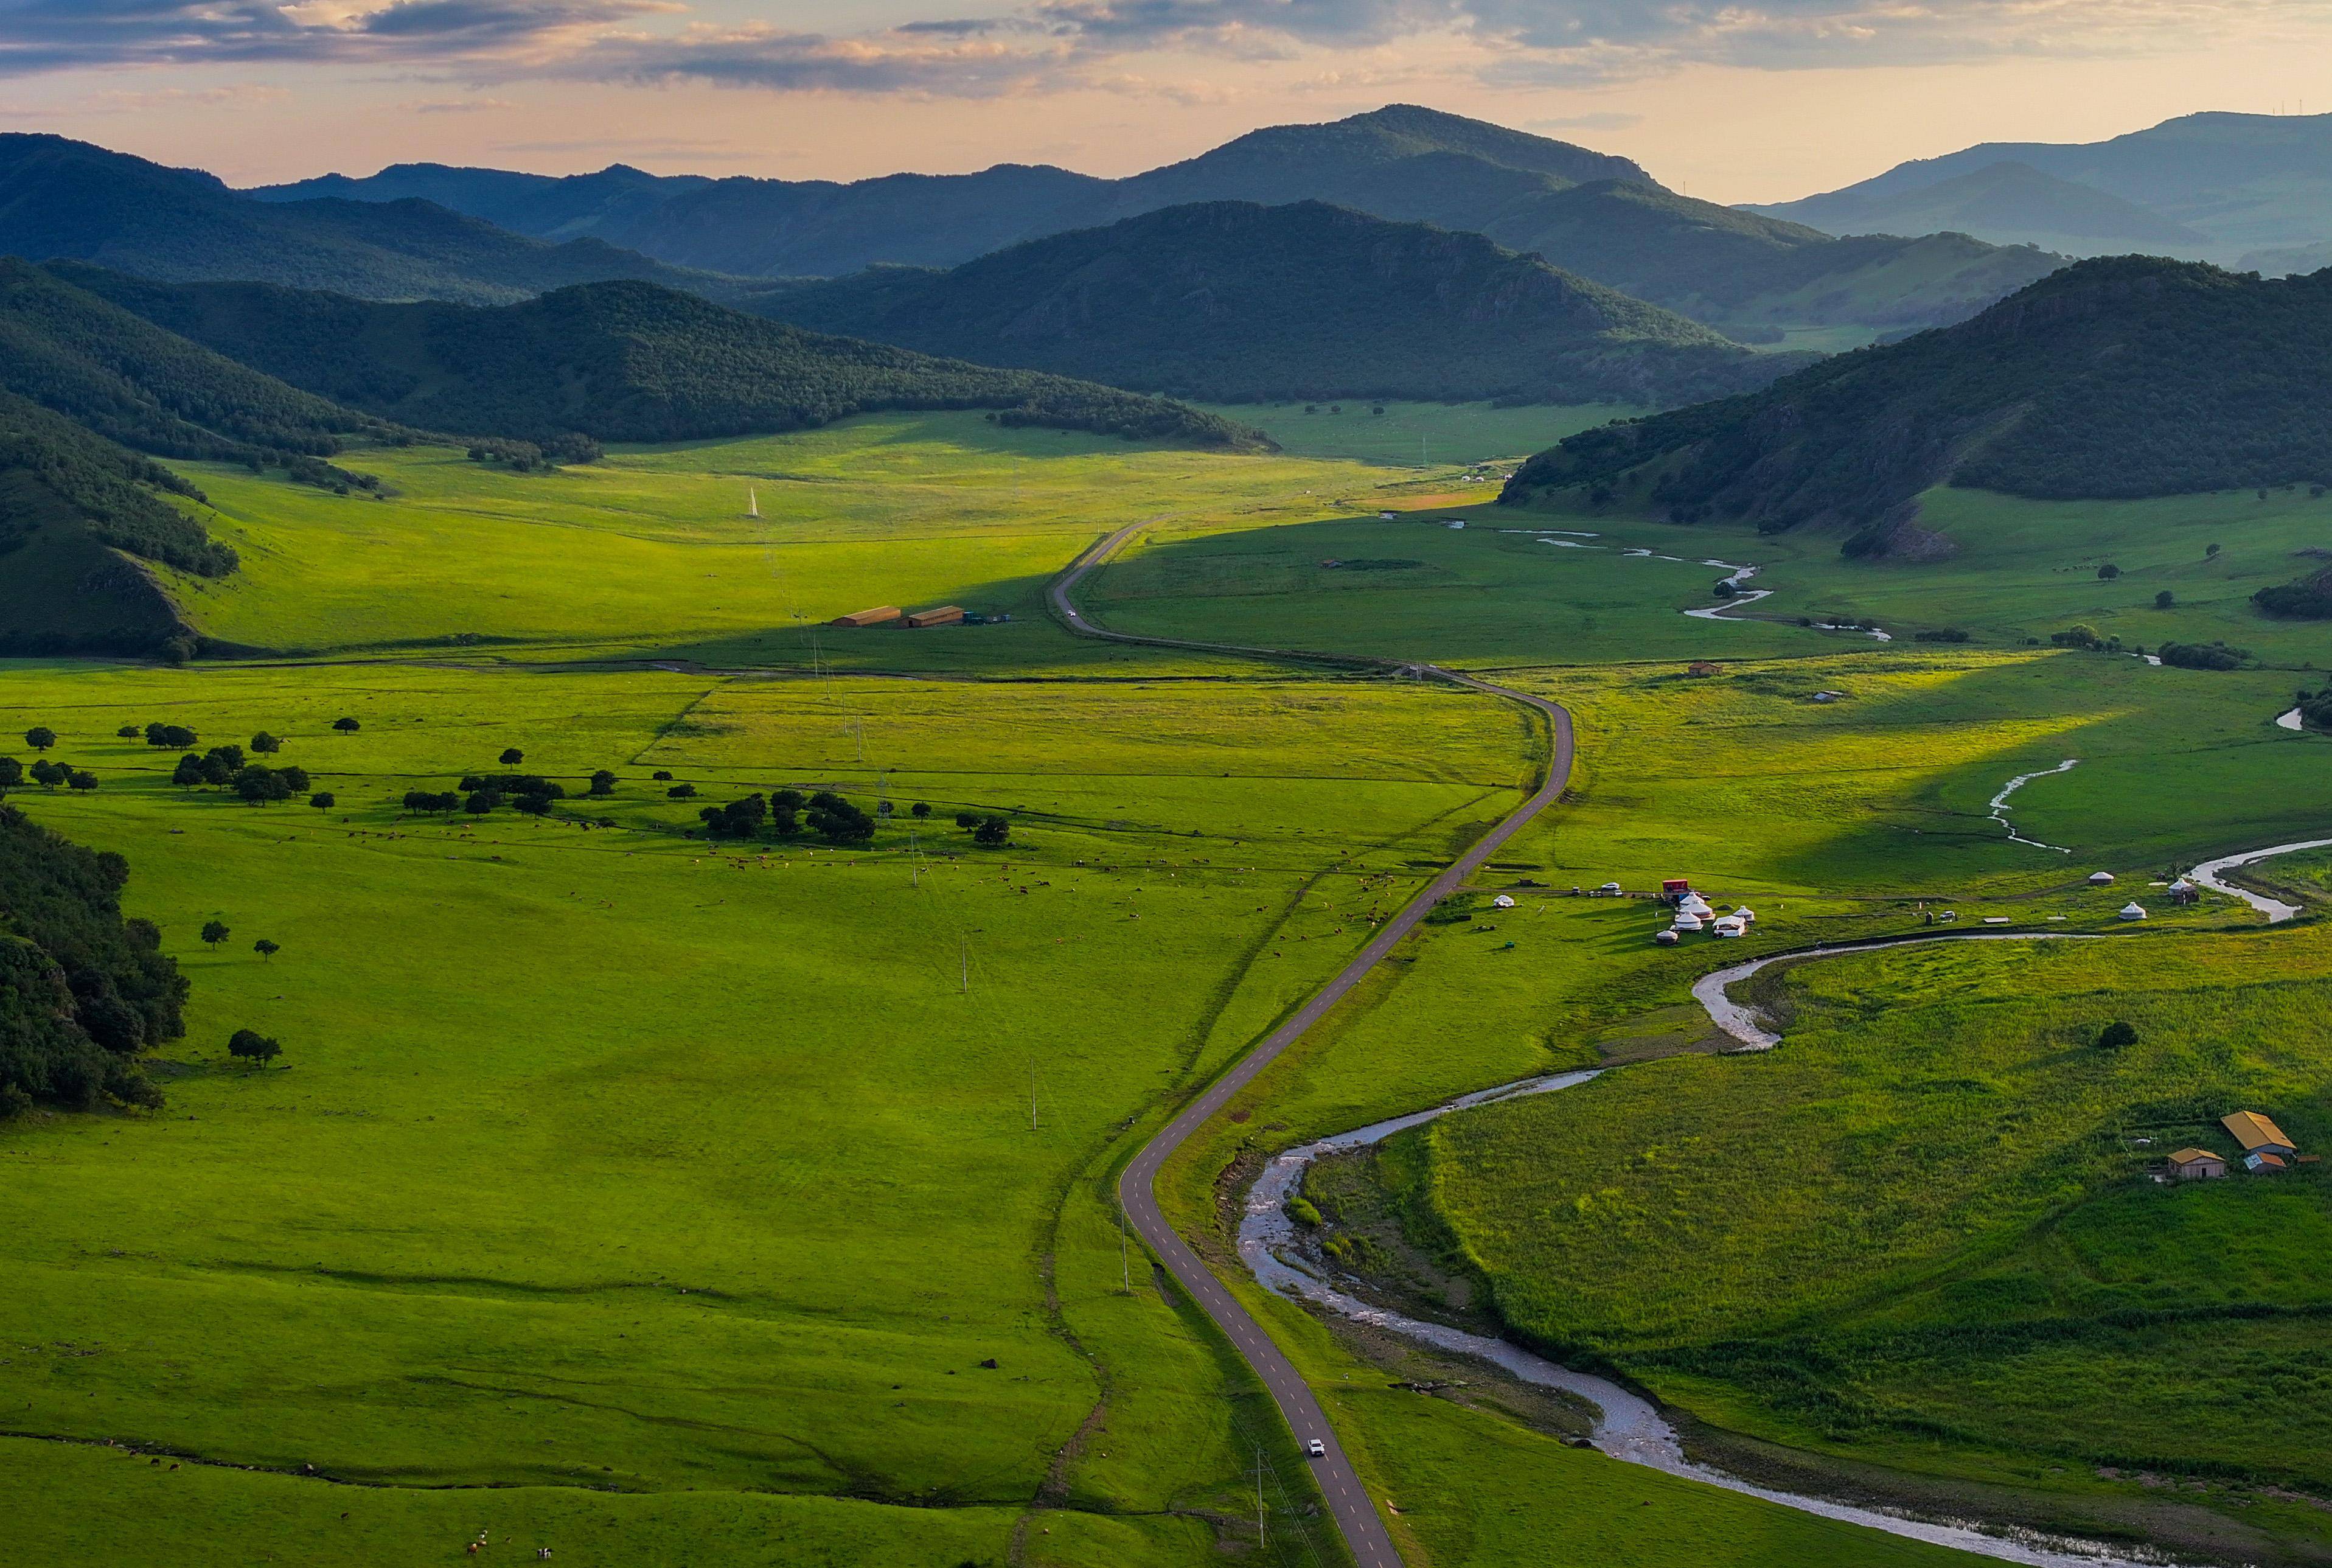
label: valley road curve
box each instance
[1052,521,1577,1568]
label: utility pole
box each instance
[960,938,969,995]
[1029,1058,1038,1134]
[1119,1202,1130,1293]
[1255,1446,1265,1550]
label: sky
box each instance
[2,1,2330,201]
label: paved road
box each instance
[1051,523,1578,1568]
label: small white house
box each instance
[1733,907,1756,924]
[1492,894,1516,910]
[2089,871,2116,885]
[1672,912,1705,933]
[2119,902,2148,921]
[1712,916,1746,938]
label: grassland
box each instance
[155,414,1437,671]
[1188,401,1645,467]
[16,404,2332,1567]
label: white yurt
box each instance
[2119,902,2148,921]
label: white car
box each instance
[1307,1438,1326,1458]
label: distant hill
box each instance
[1750,111,2332,262]
[252,105,2055,336]
[0,389,219,657]
[1739,161,2206,259]
[1501,257,2332,554]
[57,268,1267,450]
[1461,180,2062,333]
[0,134,738,306]
[751,201,1805,407]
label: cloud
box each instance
[4,0,2325,91]
[0,0,679,76]
[1525,110,1641,131]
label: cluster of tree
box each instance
[229,763,312,803]
[145,722,197,748]
[402,790,465,815]
[9,758,98,792]
[455,772,565,815]
[953,810,1013,848]
[757,201,1798,409]
[695,788,880,844]
[2157,641,2250,671]
[1501,258,2332,541]
[227,1028,282,1068]
[2292,685,2332,730]
[0,805,183,1114]
[0,389,234,576]
[2253,567,2332,619]
[464,434,604,470]
[63,271,1265,451]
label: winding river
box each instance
[1234,833,2331,1564]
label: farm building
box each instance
[1662,879,1692,901]
[903,605,966,629]
[832,605,902,628]
[2222,1110,2297,1160]
[1686,662,1722,677]
[2247,1151,2290,1174]
[1712,916,1746,938]
[2166,1148,2227,1180]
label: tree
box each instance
[24,727,55,751]
[771,789,806,812]
[2207,543,2222,558]
[2096,1020,2138,1050]
[228,1028,281,1068]
[588,770,617,796]
[700,794,768,840]
[666,783,698,800]
[911,801,932,820]
[172,753,206,787]
[500,748,524,765]
[2097,563,2121,580]
[308,792,335,810]
[955,811,980,830]
[29,760,63,790]
[2156,590,2176,609]
[201,920,230,950]
[333,717,360,733]
[0,757,20,795]
[251,732,281,754]
[66,770,97,792]
[279,766,311,793]
[254,939,279,961]
[973,815,1012,848]
[465,790,502,814]
[117,725,140,739]
[652,770,674,782]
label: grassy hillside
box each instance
[1503,256,2332,551]
[56,268,1262,451]
[0,134,737,307]
[756,201,1800,406]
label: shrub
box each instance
[2159,641,2249,671]
[308,792,335,809]
[1915,628,1971,643]
[2155,590,2175,609]
[666,783,697,800]
[2050,625,2104,650]
[2097,1020,2138,1050]
[2097,563,2121,580]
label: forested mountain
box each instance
[250,106,2058,335]
[1500,257,2332,554]
[1751,111,2332,263]
[0,258,387,464]
[754,201,1802,406]
[0,135,737,306]
[58,268,1265,450]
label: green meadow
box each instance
[13,408,2332,1568]
[1189,400,1645,467]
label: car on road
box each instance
[1307,1439,1326,1458]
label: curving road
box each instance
[1053,521,1576,1568]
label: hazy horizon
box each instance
[5,2,2331,204]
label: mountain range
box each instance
[1502,256,2332,555]
[251,105,2060,339]
[752,201,1808,407]
[1749,111,2332,268]
[0,134,736,307]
